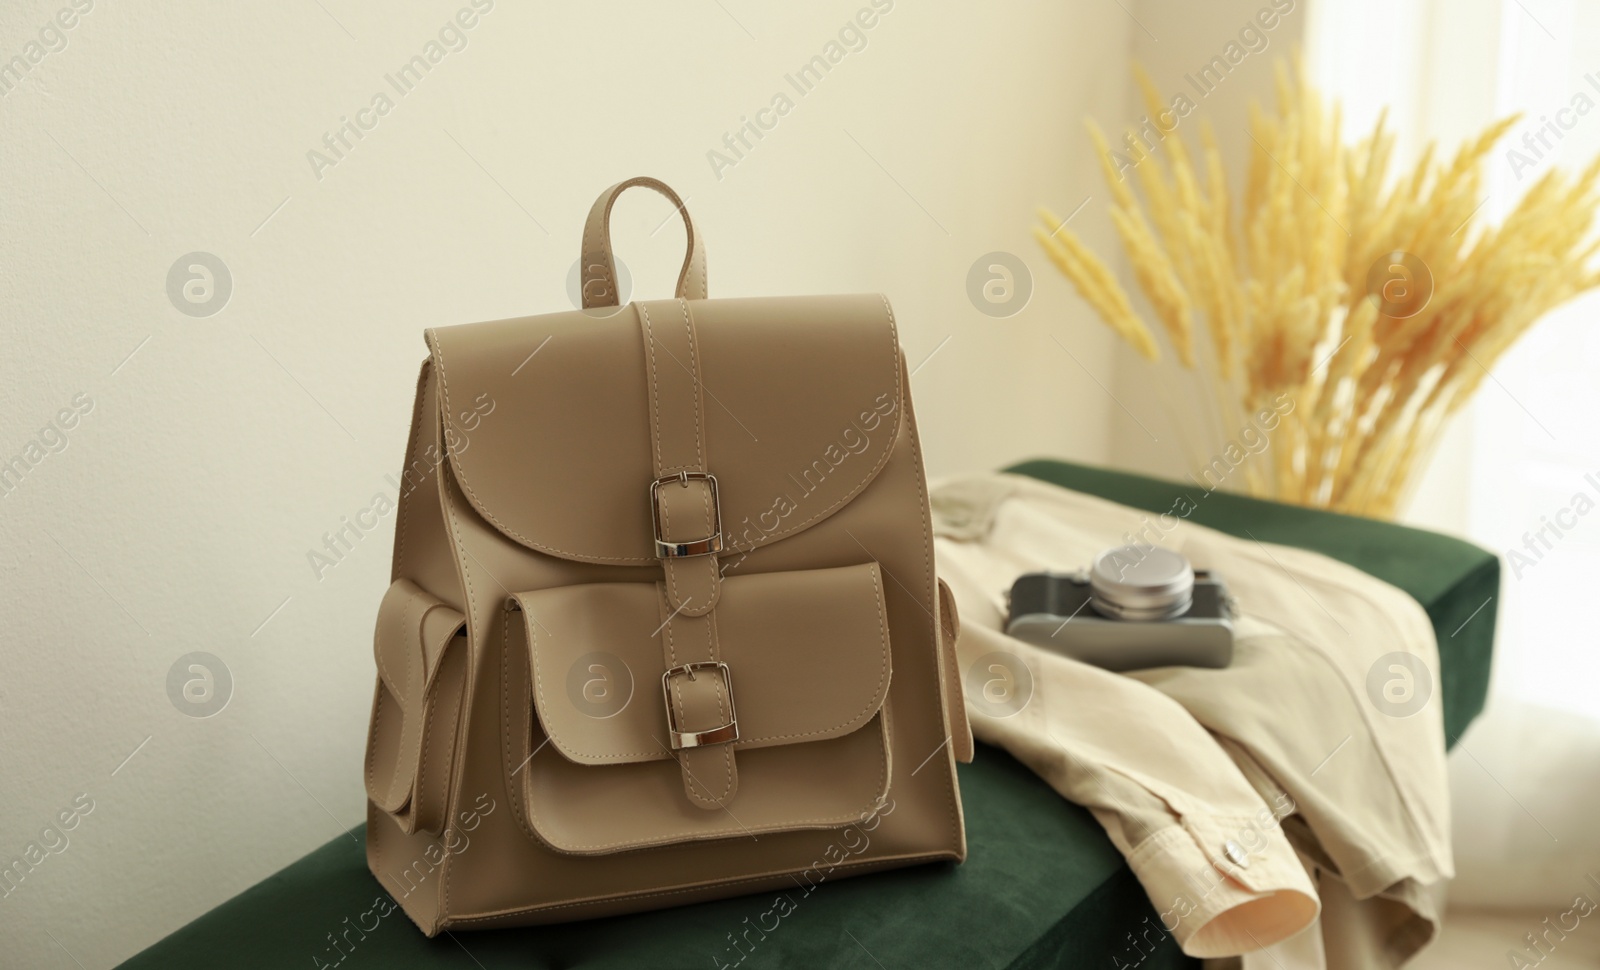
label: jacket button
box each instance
[1223,840,1250,869]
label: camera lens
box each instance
[1088,545,1195,621]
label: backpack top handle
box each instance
[579,177,707,309]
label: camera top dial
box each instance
[1088,545,1195,621]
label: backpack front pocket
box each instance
[505,562,893,855]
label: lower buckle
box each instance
[661,661,738,749]
[650,472,724,559]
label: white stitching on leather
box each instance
[526,601,660,762]
[580,184,619,307]
[437,433,480,644]
[383,593,417,810]
[662,583,685,748]
[374,590,412,703]
[519,711,891,853]
[708,606,728,724]
[414,618,469,832]
[893,320,965,854]
[687,608,733,806]
[423,293,963,919]
[666,599,727,809]
[719,294,903,553]
[640,302,689,612]
[502,603,540,846]
[427,327,656,565]
[734,566,890,744]
[415,643,445,831]
[393,361,429,577]
[437,423,481,919]
[677,299,705,469]
[366,681,387,803]
[521,566,891,761]
[584,179,703,309]
[640,302,666,475]
[674,295,721,616]
[426,294,900,564]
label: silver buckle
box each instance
[649,472,724,559]
[661,661,738,749]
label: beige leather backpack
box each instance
[364,177,972,935]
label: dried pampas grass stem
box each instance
[1039,58,1600,518]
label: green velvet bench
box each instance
[120,460,1497,970]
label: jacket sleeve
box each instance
[938,544,1320,959]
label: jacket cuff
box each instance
[1124,815,1319,958]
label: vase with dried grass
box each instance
[1036,59,1600,519]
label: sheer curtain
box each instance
[1309,0,1600,908]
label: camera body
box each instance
[1005,546,1235,671]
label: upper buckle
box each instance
[649,472,724,559]
[661,661,739,749]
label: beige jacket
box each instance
[931,474,1453,967]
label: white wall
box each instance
[0,2,1131,966]
[1104,0,1312,480]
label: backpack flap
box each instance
[421,292,904,567]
